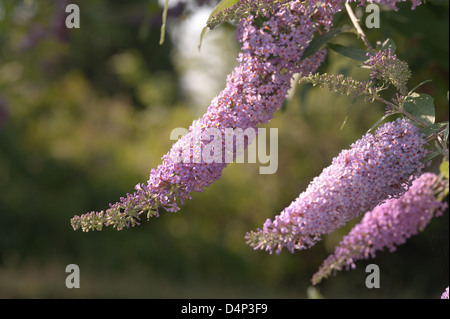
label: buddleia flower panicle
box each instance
[365,48,411,94]
[442,287,449,299]
[245,118,429,254]
[300,72,382,102]
[71,0,426,232]
[71,0,335,232]
[311,172,448,285]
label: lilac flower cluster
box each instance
[311,173,447,285]
[71,1,332,232]
[365,48,411,93]
[245,118,429,254]
[442,287,449,299]
[71,0,427,232]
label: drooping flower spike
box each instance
[245,118,429,254]
[71,0,424,231]
[71,1,333,232]
[311,172,448,285]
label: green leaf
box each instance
[403,92,435,126]
[159,0,170,45]
[302,28,341,60]
[207,0,240,23]
[440,160,449,179]
[419,122,447,137]
[435,140,447,156]
[198,26,208,51]
[367,112,399,133]
[327,43,369,61]
[199,0,239,50]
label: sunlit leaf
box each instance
[198,26,208,50]
[419,122,447,137]
[207,0,240,24]
[199,0,239,50]
[403,92,435,126]
[159,0,170,45]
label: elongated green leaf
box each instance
[435,140,447,155]
[367,112,398,133]
[208,0,240,23]
[419,122,447,137]
[403,92,435,126]
[302,28,341,60]
[198,26,208,50]
[327,43,368,61]
[199,0,239,50]
[159,0,170,45]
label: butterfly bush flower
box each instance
[71,1,334,232]
[71,0,425,232]
[442,287,449,299]
[365,48,411,94]
[245,118,429,254]
[311,173,448,285]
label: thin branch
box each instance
[345,1,373,52]
[426,125,448,142]
[374,96,430,127]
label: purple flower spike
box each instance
[71,1,333,232]
[245,118,429,254]
[71,0,427,232]
[311,173,447,285]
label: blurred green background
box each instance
[0,0,448,298]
